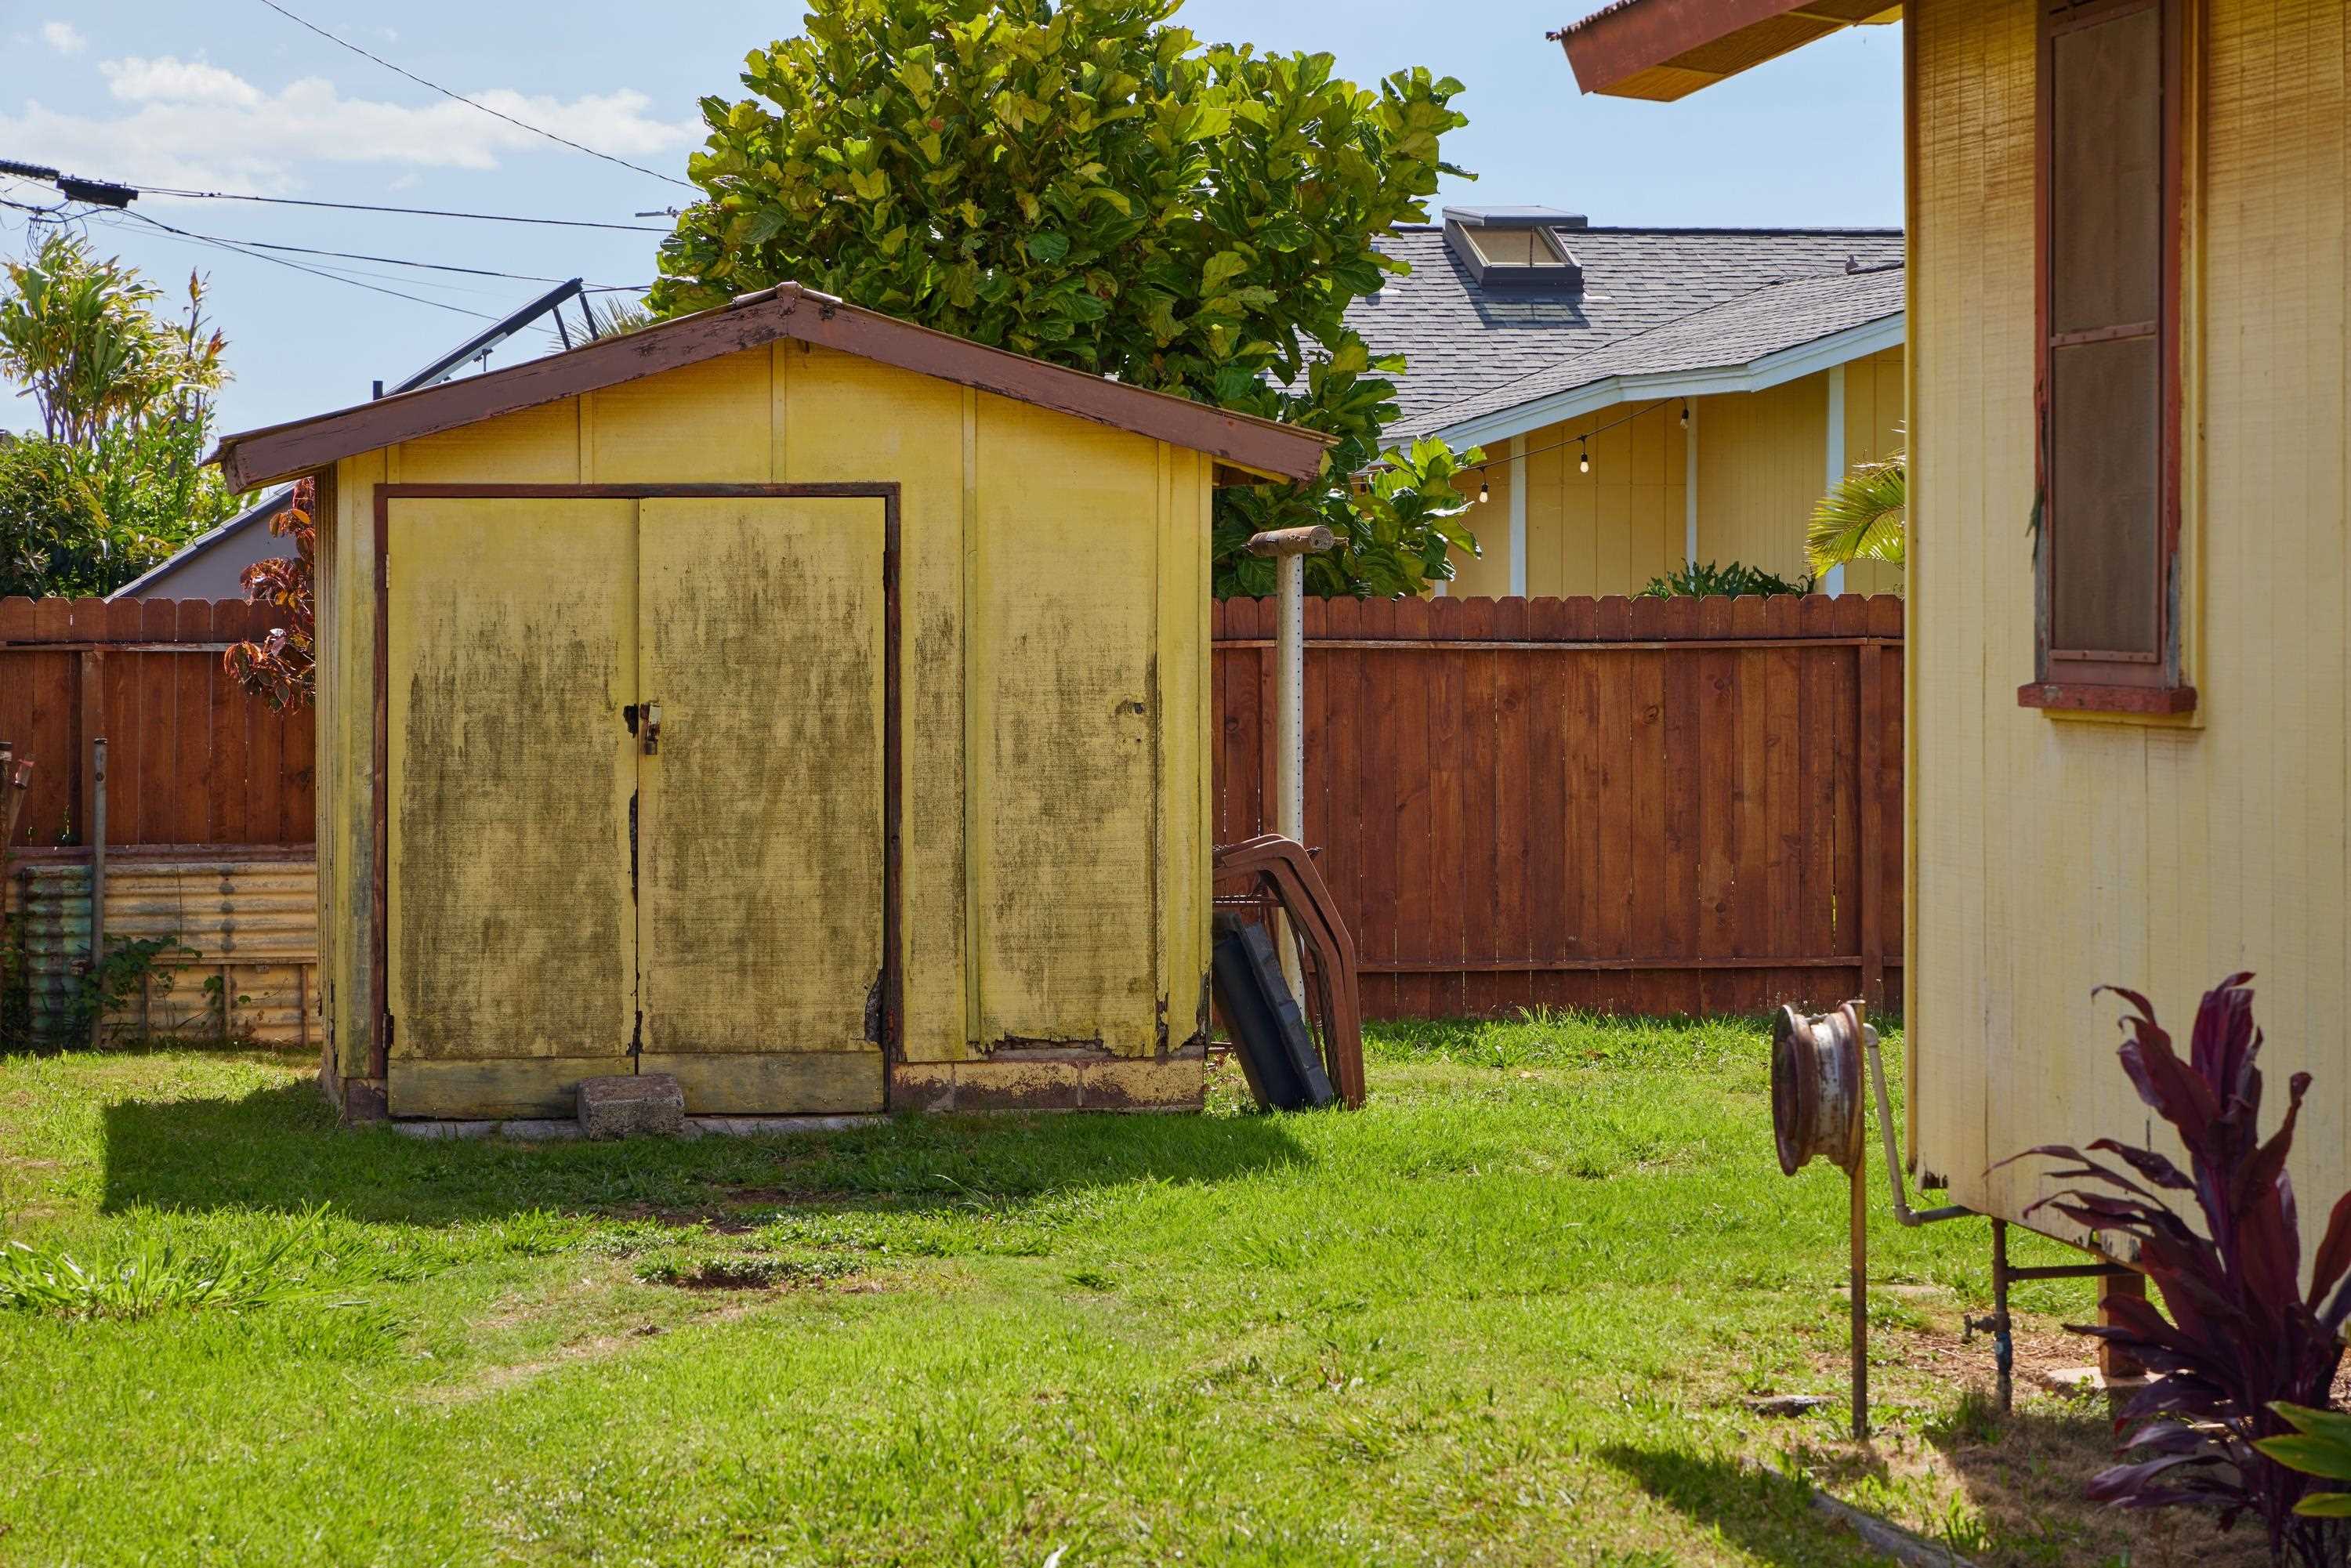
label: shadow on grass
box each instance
[103,1077,1311,1226]
[1599,1445,1872,1568]
[1917,1403,2269,1567]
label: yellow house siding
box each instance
[318,342,1218,1101]
[1441,360,1904,598]
[1839,346,1908,597]
[1907,0,2351,1239]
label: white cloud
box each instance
[0,55,696,194]
[42,20,87,54]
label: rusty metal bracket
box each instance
[1211,834,1364,1109]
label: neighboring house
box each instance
[1350,207,1906,597]
[107,485,295,601]
[1556,0,2351,1242]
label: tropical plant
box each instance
[1637,559,1813,599]
[0,232,224,447]
[650,0,1475,597]
[1806,448,1906,577]
[223,478,316,711]
[0,235,244,593]
[2005,974,2351,1566]
[2259,1404,2351,1519]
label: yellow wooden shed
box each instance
[213,284,1330,1123]
[1556,0,2351,1249]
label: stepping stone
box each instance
[578,1074,686,1140]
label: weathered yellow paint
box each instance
[1440,351,1907,597]
[774,345,968,1064]
[317,337,1219,1117]
[973,393,1165,1054]
[1905,0,2349,1244]
[383,498,638,1092]
[636,498,886,1070]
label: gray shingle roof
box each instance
[1346,225,1904,440]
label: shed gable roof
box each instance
[213,283,1334,491]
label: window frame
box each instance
[2020,0,2196,716]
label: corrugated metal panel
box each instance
[9,856,317,1047]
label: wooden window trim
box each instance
[2022,0,2195,716]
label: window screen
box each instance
[2038,0,2176,683]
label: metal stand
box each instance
[1965,1217,2137,1412]
[1849,1165,1869,1439]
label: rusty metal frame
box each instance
[1212,833,1365,1108]
[368,482,903,1109]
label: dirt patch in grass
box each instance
[632,1251,865,1292]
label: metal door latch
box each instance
[640,701,662,755]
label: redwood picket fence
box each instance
[0,596,313,853]
[5,592,1901,1024]
[1212,593,1904,1020]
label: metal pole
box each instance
[1276,552,1306,1006]
[1245,523,1333,1012]
[88,736,107,1049]
[1850,1164,1870,1439]
[1991,1218,2014,1414]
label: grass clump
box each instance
[0,1206,336,1320]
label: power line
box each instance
[141,186,671,232]
[176,228,647,291]
[118,207,498,319]
[250,0,694,190]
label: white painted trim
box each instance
[1427,311,1905,452]
[1823,363,1847,597]
[1683,401,1698,567]
[1508,433,1529,596]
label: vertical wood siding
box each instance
[1908,0,2351,1238]
[1445,352,1909,599]
[1212,592,1905,1019]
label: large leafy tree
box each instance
[649,0,1480,596]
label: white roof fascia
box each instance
[1428,310,1905,451]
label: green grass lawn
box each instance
[0,1017,2266,1566]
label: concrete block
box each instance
[577,1073,686,1140]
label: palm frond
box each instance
[1807,450,1907,575]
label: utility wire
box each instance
[118,207,497,319]
[250,0,694,190]
[142,186,672,232]
[172,228,647,290]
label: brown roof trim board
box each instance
[1549,0,1900,101]
[212,283,1334,491]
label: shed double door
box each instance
[382,493,889,1119]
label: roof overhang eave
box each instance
[1552,0,1903,101]
[212,284,1335,491]
[1415,309,1904,451]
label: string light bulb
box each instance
[1679,401,1690,429]
[1477,476,1491,504]
[1578,439,1591,475]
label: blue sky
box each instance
[0,0,1902,440]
